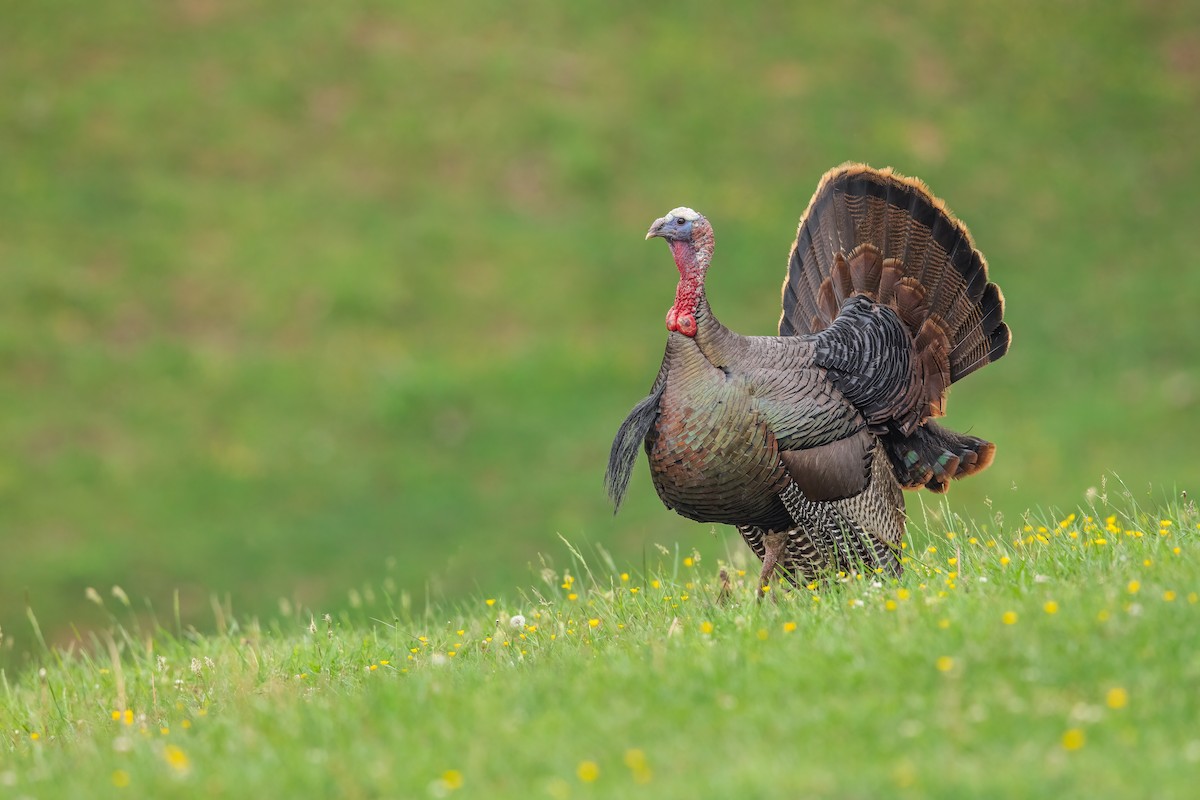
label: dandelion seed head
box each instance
[509,615,526,629]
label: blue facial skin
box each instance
[647,214,694,241]
[667,216,693,240]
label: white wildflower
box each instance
[509,614,526,629]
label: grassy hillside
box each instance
[3,497,1198,797]
[2,1,1199,659]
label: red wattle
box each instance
[664,239,703,338]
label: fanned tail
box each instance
[779,163,1010,492]
[780,163,1010,384]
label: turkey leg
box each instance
[758,531,788,600]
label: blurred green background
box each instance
[3,0,1198,661]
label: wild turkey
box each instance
[606,163,1010,590]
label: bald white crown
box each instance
[667,206,701,221]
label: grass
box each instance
[4,490,1198,798]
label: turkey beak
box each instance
[645,216,669,240]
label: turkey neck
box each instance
[663,238,742,369]
[666,239,710,338]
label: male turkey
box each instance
[606,163,1010,591]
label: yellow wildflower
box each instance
[567,593,578,601]
[588,618,600,628]
[442,770,464,790]
[897,588,910,601]
[163,744,190,773]
[1061,729,1085,751]
[624,748,652,784]
[1000,556,1011,566]
[700,621,713,634]
[577,760,600,782]
[1002,611,1018,625]
[1106,687,1128,709]
[1164,590,1177,602]
[112,770,131,788]
[1127,580,1140,595]
[683,557,694,567]
[486,599,495,607]
[620,573,629,582]
[935,656,954,673]
[1043,601,1059,615]
[782,621,797,633]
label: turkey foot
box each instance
[758,531,788,602]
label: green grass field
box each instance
[3,494,1198,797]
[3,0,1199,747]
